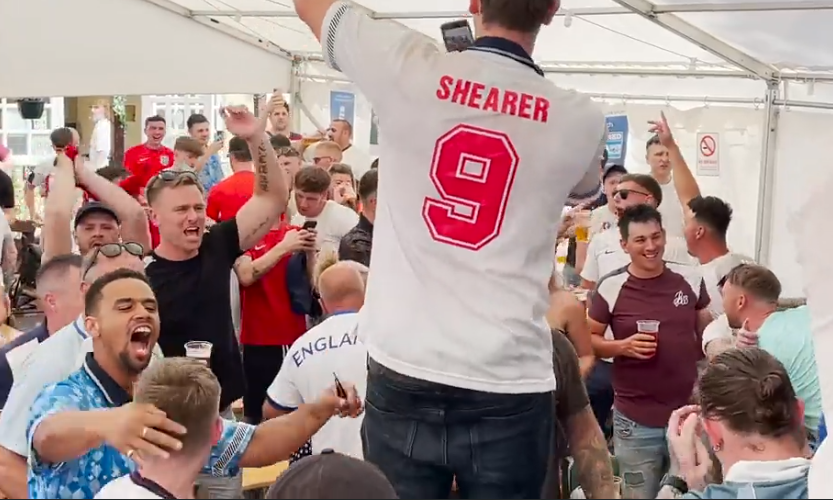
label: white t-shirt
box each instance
[89,119,113,170]
[589,205,616,237]
[95,475,165,499]
[341,145,374,182]
[266,312,366,459]
[291,200,359,255]
[320,3,605,393]
[657,179,685,238]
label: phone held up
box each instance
[440,20,474,52]
[302,220,318,231]
[214,131,225,143]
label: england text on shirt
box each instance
[26,353,255,499]
[588,264,709,427]
[144,218,245,410]
[320,2,605,393]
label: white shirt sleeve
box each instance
[320,2,440,105]
[702,313,733,354]
[335,204,360,239]
[567,128,606,206]
[580,236,601,283]
[265,356,302,411]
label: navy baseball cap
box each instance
[603,163,627,182]
[74,202,119,228]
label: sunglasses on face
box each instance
[614,188,650,200]
[82,242,145,279]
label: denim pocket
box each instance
[613,411,635,439]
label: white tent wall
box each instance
[0,0,293,97]
[297,75,764,273]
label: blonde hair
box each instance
[313,141,343,160]
[314,250,339,289]
[135,358,220,455]
[145,169,203,205]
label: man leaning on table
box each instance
[27,268,363,499]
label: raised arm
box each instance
[224,105,289,251]
[41,155,79,261]
[76,164,151,251]
[650,112,701,208]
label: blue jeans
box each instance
[362,359,554,499]
[586,361,614,439]
[612,409,668,499]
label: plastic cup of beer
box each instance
[636,320,660,341]
[185,341,212,367]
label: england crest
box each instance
[161,155,170,166]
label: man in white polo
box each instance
[0,248,147,499]
[263,261,366,459]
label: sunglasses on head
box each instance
[82,242,145,279]
[146,169,199,189]
[614,188,650,200]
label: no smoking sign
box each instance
[696,132,720,176]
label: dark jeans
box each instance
[362,359,554,500]
[242,345,287,423]
[586,360,614,439]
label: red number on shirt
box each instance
[422,124,519,250]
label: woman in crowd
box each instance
[547,273,594,379]
[663,348,810,499]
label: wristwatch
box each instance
[661,474,689,494]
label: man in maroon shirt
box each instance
[587,204,712,499]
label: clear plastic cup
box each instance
[636,320,660,340]
[185,341,213,367]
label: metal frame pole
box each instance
[754,82,781,264]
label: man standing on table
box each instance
[294,0,605,497]
[143,105,292,498]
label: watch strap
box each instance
[661,474,689,494]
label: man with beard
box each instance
[27,269,363,499]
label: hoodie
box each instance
[684,458,809,499]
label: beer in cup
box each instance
[636,320,660,341]
[185,341,213,367]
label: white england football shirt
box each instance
[320,3,605,393]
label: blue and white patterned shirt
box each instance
[27,353,255,499]
[199,154,224,192]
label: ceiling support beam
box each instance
[611,0,777,81]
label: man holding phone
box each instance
[293,0,605,498]
[187,114,226,192]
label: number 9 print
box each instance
[422,124,519,250]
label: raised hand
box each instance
[648,111,675,147]
[222,105,261,140]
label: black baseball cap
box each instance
[602,163,627,182]
[74,202,119,228]
[266,450,397,499]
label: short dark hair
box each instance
[84,268,149,316]
[186,113,209,130]
[145,115,166,127]
[96,165,129,183]
[646,134,662,151]
[618,173,663,206]
[294,166,331,195]
[370,158,379,170]
[228,137,252,162]
[699,348,801,441]
[358,169,378,202]
[481,0,555,33]
[277,146,300,159]
[50,128,74,149]
[618,204,663,240]
[688,196,733,241]
[328,163,354,181]
[36,254,83,291]
[725,264,781,303]
[269,134,292,150]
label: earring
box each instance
[713,440,723,452]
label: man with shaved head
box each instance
[263,261,367,459]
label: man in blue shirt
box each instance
[0,254,84,409]
[186,114,225,192]
[27,268,363,499]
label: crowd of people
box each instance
[0,0,828,499]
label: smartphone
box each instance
[214,131,225,143]
[302,221,318,231]
[441,20,474,52]
[333,372,347,399]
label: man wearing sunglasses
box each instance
[0,243,148,499]
[144,105,291,498]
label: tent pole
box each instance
[290,61,303,133]
[754,82,780,265]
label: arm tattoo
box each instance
[568,407,617,499]
[656,485,683,498]
[256,141,269,193]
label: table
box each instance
[243,462,289,492]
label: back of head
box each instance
[479,0,557,33]
[266,452,397,499]
[135,358,221,456]
[358,169,378,202]
[699,348,799,439]
[318,261,365,307]
[688,195,733,242]
[96,165,130,183]
[50,127,74,149]
[37,254,83,297]
[314,141,343,159]
[229,136,253,163]
[725,264,781,304]
[174,136,204,158]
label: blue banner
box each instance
[605,114,629,166]
[329,91,355,125]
